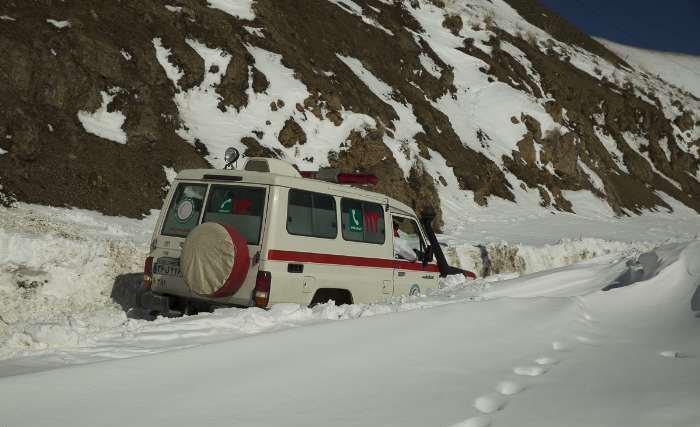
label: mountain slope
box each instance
[0,0,698,227]
[597,37,700,100]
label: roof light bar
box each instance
[300,168,378,185]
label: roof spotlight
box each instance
[224,147,240,169]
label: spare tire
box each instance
[180,222,250,298]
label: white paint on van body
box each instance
[148,159,440,307]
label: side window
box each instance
[341,198,385,244]
[161,183,207,237]
[202,185,266,245]
[391,216,424,261]
[287,190,337,239]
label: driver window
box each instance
[391,216,424,261]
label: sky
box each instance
[539,0,700,55]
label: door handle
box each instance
[398,271,406,277]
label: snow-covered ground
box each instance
[0,204,698,426]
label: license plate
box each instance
[153,263,183,277]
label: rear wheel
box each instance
[309,289,353,307]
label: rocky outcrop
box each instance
[278,118,306,147]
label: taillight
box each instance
[254,271,271,308]
[143,256,154,289]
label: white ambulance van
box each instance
[141,150,470,315]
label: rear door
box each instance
[153,181,268,305]
[199,184,268,304]
[391,215,438,296]
[153,182,208,297]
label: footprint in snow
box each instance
[575,335,599,346]
[496,380,525,395]
[513,365,548,376]
[473,394,507,414]
[535,356,559,366]
[659,350,689,359]
[552,341,571,352]
[450,416,492,427]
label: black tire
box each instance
[309,289,353,307]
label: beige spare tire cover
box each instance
[180,222,250,298]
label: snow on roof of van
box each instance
[174,163,417,216]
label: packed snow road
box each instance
[1,230,699,426]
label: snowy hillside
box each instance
[597,38,700,99]
[1,0,699,225]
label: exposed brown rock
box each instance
[516,134,537,166]
[326,110,343,126]
[251,66,269,93]
[278,118,306,147]
[538,186,551,207]
[544,100,564,124]
[674,111,694,132]
[541,129,578,176]
[241,136,280,158]
[442,14,463,36]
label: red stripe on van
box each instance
[267,250,440,273]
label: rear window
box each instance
[341,198,385,244]
[287,189,337,239]
[161,183,207,238]
[202,185,266,245]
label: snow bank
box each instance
[0,204,154,359]
[1,197,698,363]
[451,238,656,278]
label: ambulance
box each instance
[141,148,472,315]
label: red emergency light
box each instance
[337,173,378,185]
[300,168,378,185]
